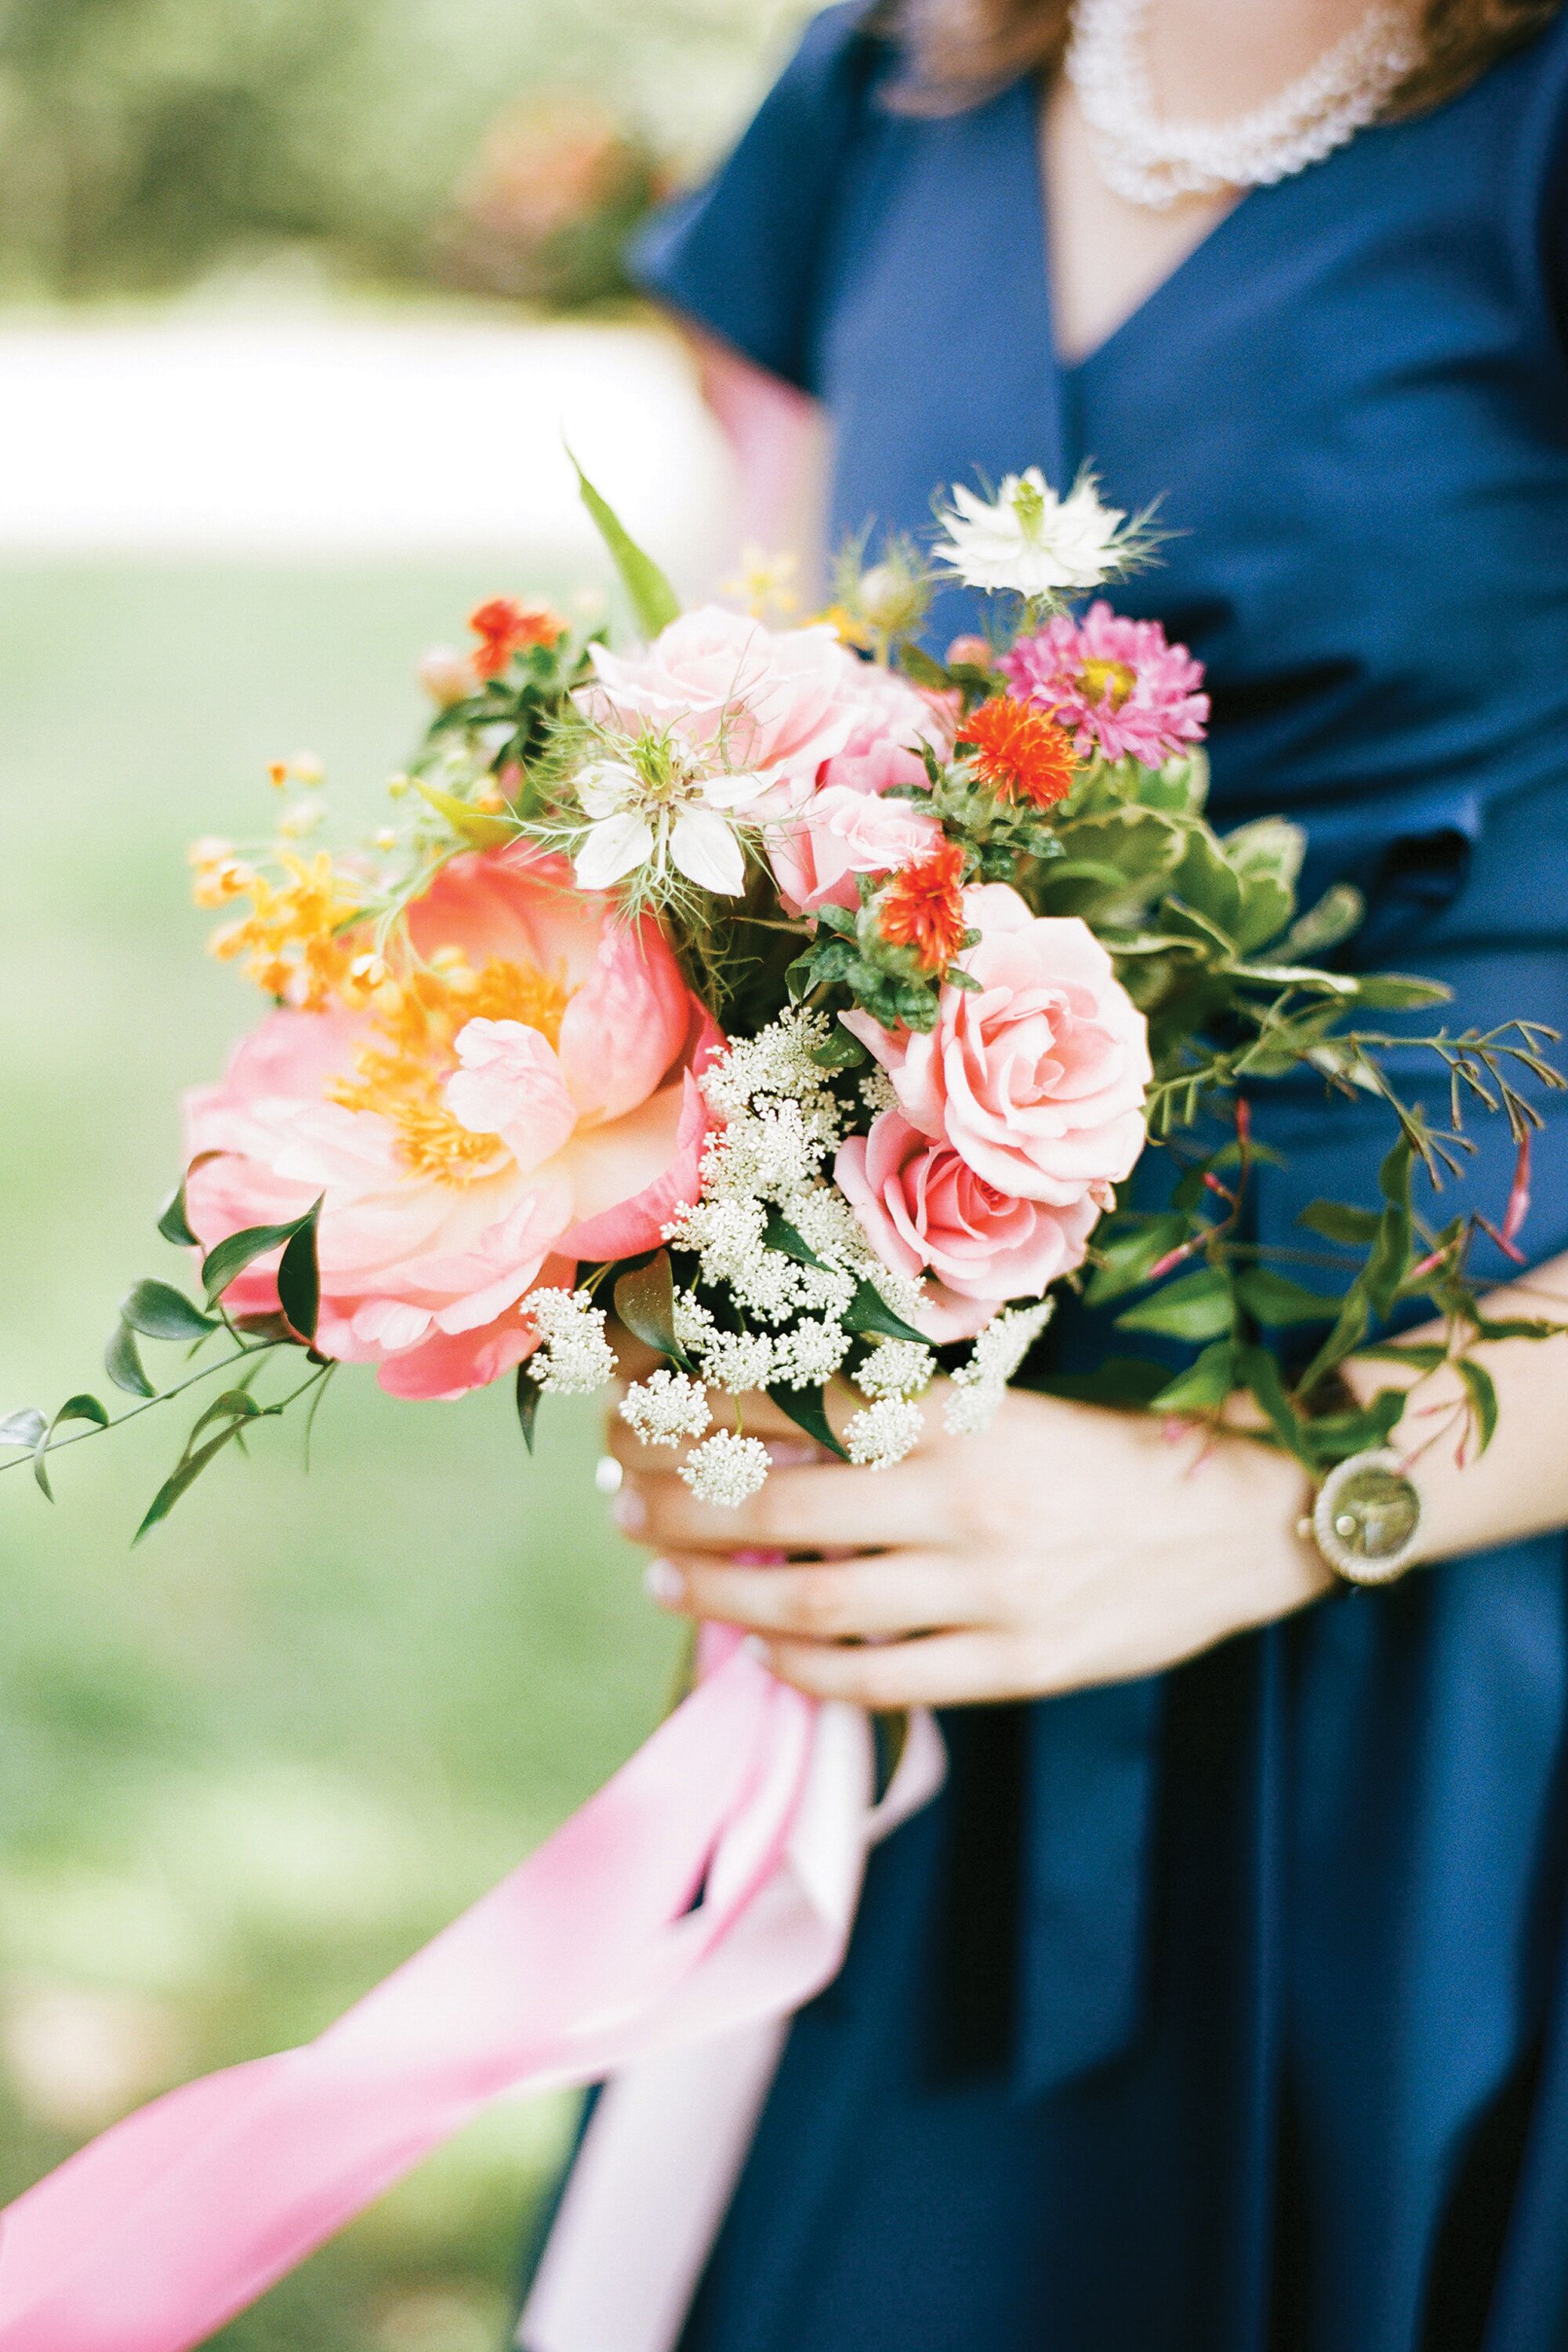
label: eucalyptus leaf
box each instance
[766,1383,850,1464]
[104,1321,157,1399]
[121,1279,219,1343]
[569,452,681,638]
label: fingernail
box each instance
[643,1558,684,1605]
[613,1488,648,1536]
[740,1633,771,1664]
[593,1454,624,1497]
[764,1437,822,1467]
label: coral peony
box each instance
[184,848,720,1401]
[768,785,942,916]
[836,1109,1105,1337]
[1000,601,1208,767]
[843,883,1150,1204]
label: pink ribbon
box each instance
[0,1630,942,2352]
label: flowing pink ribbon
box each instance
[0,1628,942,2351]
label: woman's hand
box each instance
[608,1379,1333,1709]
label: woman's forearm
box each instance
[1344,1247,1568,1563]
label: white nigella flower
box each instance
[572,742,767,896]
[934,468,1131,599]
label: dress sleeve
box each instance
[630,1,881,394]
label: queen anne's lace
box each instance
[942,1301,1056,1436]
[619,1368,712,1446]
[524,1289,618,1394]
[679,1430,772,1506]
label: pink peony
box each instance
[842,883,1150,1207]
[767,785,942,916]
[184,847,720,1401]
[836,1110,1105,1338]
[578,606,863,812]
[815,665,956,798]
[1000,601,1208,768]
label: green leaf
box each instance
[1296,1287,1373,1399]
[1345,973,1453,1011]
[1363,1139,1414,1319]
[1457,1357,1500,1454]
[1148,1342,1237,1416]
[515,1365,543,1454]
[121,1279,219,1342]
[1083,1214,1189,1305]
[185,1389,266,1448]
[1158,895,1236,958]
[810,1029,867,1071]
[1116,1265,1236,1341]
[766,1383,850,1463]
[202,1209,317,1307]
[761,1214,830,1271]
[1299,1392,1407,1466]
[1298,1199,1381,1245]
[842,1283,927,1345]
[1470,1314,1568,1343]
[34,1394,111,1501]
[276,1200,323,1343]
[231,1311,299,1344]
[104,1320,157,1399]
[569,452,681,638]
[612,1250,688,1367]
[133,1425,245,1544]
[1235,1269,1341,1327]
[1275,881,1363,962]
[157,1180,199,1249]
[1354,1341,1450,1372]
[898,643,952,690]
[1036,1356,1172,1410]
[1236,1345,1316,1465]
[413,778,517,848]
[1229,960,1359,996]
[1168,827,1243,938]
[0,1407,47,1450]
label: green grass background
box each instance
[0,563,682,2351]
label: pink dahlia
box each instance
[1000,601,1208,768]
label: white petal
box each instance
[575,759,639,819]
[671,806,746,895]
[701,768,769,811]
[574,810,655,891]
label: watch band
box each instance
[1300,1447,1423,1586]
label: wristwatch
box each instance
[1300,1448,1423,1586]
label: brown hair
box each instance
[878,0,1564,118]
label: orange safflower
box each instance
[468,597,564,679]
[962,697,1077,809]
[877,837,969,975]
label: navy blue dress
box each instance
[626,13,1568,2347]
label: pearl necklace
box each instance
[1065,0,1425,209]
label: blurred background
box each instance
[0,4,815,2346]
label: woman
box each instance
[571,5,1568,2346]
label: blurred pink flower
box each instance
[816,665,955,798]
[836,1110,1105,1338]
[767,785,942,916]
[843,883,1150,1207]
[1000,601,1208,766]
[185,848,720,1401]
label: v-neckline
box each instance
[1013,77,1262,380]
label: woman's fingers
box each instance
[646,1550,1005,1639]
[622,1457,951,1555]
[759,1629,1028,1709]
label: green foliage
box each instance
[570,457,681,639]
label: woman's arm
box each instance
[612,1249,1568,1709]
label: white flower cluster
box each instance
[854,1338,936,1399]
[844,1396,925,1470]
[619,1367,711,1446]
[942,1301,1056,1436]
[679,1429,772,1507]
[524,1288,619,1394]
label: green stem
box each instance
[0,1339,292,1475]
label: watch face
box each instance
[1314,1451,1421,1584]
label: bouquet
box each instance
[4,464,1558,1527]
[0,465,1561,2352]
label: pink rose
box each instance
[184,847,720,1402]
[836,1109,1106,1337]
[578,606,862,811]
[816,666,956,798]
[843,883,1150,1205]
[768,784,942,916]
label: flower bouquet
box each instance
[0,465,1560,2352]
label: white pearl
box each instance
[1065,0,1423,210]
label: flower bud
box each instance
[417,646,476,707]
